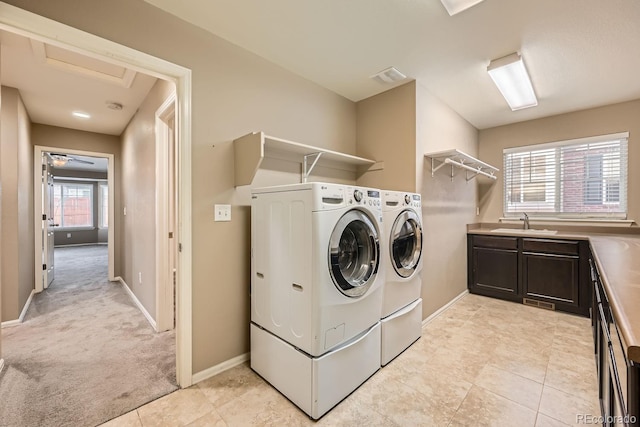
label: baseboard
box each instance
[0,358,5,375]
[192,352,250,385]
[422,289,469,328]
[1,289,35,328]
[115,276,157,331]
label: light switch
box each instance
[214,204,231,222]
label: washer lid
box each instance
[329,209,380,298]
[390,210,422,278]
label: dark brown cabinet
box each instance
[469,236,519,301]
[467,234,590,316]
[590,257,639,426]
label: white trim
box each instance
[155,92,177,333]
[116,277,157,331]
[1,290,35,328]
[3,2,192,388]
[0,359,5,375]
[503,131,630,154]
[192,353,251,385]
[499,217,634,226]
[421,290,469,328]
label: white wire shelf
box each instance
[425,149,498,181]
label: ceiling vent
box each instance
[370,67,407,84]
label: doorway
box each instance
[35,147,115,292]
[0,3,193,387]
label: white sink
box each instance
[490,228,558,235]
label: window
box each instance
[99,184,108,228]
[503,132,628,218]
[53,183,93,228]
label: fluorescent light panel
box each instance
[72,111,91,119]
[440,0,485,16]
[487,53,538,111]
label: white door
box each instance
[42,154,56,288]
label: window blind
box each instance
[503,132,628,218]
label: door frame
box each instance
[1,3,194,387]
[33,147,115,291]
[155,92,177,332]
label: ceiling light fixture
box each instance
[487,52,538,111]
[72,111,91,119]
[370,66,407,84]
[439,0,485,16]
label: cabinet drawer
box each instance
[473,236,518,250]
[522,239,579,256]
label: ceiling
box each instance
[0,30,157,135]
[144,0,640,129]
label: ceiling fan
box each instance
[49,153,95,167]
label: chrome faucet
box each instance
[522,212,530,230]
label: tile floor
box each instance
[102,293,599,426]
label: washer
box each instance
[250,182,384,419]
[380,190,424,366]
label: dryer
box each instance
[380,190,424,366]
[250,182,384,419]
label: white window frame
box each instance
[53,182,94,229]
[503,132,628,219]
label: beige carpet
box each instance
[0,245,177,427]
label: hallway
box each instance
[0,245,176,427]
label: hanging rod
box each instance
[444,158,497,180]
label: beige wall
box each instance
[1,86,34,322]
[416,82,479,319]
[120,78,174,318]
[478,99,640,225]
[4,0,357,373]
[31,124,122,270]
[356,81,416,191]
[355,80,479,320]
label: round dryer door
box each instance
[329,210,380,298]
[390,210,422,278]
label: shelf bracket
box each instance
[302,152,323,183]
[431,157,447,177]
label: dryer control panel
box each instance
[348,188,381,209]
[405,194,421,209]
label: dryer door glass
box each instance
[329,210,380,298]
[390,210,422,278]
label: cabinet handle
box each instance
[608,343,629,419]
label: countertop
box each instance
[468,224,640,364]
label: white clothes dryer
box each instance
[380,190,424,366]
[250,182,384,419]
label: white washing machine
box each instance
[250,182,384,419]
[380,190,424,366]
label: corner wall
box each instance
[478,99,640,224]
[416,82,479,319]
[0,86,34,321]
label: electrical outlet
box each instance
[67,233,71,238]
[214,204,231,222]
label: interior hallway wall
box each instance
[3,0,357,373]
[120,78,174,320]
[31,124,122,272]
[416,82,479,319]
[478,99,640,225]
[0,86,34,322]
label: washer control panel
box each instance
[405,193,421,208]
[347,187,381,208]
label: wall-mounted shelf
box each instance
[233,131,379,186]
[425,149,498,181]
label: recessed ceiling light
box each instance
[72,111,91,119]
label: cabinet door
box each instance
[471,247,519,298]
[523,252,579,308]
